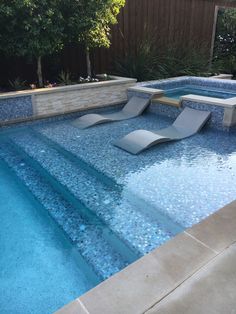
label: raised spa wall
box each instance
[0,76,136,125]
[1,75,236,130]
[128,76,236,130]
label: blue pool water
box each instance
[0,160,99,314]
[165,85,236,100]
[1,105,236,313]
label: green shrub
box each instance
[58,71,73,85]
[161,45,210,77]
[113,39,213,81]
[213,7,236,77]
[212,56,236,78]
[8,77,27,91]
[113,38,163,81]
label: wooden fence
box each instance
[1,0,236,85]
[92,0,236,73]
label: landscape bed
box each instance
[1,94,236,313]
[0,76,136,125]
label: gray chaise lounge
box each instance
[113,107,211,154]
[72,96,151,129]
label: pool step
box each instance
[8,132,140,254]
[32,126,184,235]
[7,137,140,261]
[9,129,182,255]
[29,127,119,190]
[0,140,137,280]
[152,96,181,107]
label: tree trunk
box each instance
[86,47,92,77]
[37,56,43,87]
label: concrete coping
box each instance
[181,94,236,108]
[128,86,164,96]
[210,74,233,80]
[135,76,189,86]
[0,76,137,100]
[128,85,236,109]
[55,199,236,314]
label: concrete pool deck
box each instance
[56,200,236,314]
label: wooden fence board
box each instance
[0,0,235,84]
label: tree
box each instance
[64,0,125,77]
[84,0,125,76]
[0,0,64,87]
[214,8,236,75]
[215,8,236,57]
[0,0,126,86]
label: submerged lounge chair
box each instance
[72,96,151,129]
[113,107,211,154]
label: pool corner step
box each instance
[124,190,184,235]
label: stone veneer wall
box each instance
[0,76,136,124]
[34,82,134,116]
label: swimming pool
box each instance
[165,85,236,100]
[0,159,99,313]
[1,105,236,313]
[143,76,236,101]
